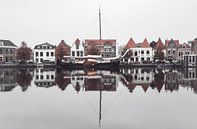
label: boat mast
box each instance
[99,5,102,127]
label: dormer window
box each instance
[76,45,79,49]
[183,46,185,48]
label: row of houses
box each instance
[121,37,197,64]
[0,37,197,65]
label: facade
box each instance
[70,39,84,63]
[121,38,153,63]
[183,54,197,67]
[34,42,56,63]
[120,68,154,93]
[191,38,197,54]
[55,40,71,62]
[165,39,179,61]
[84,39,116,58]
[0,69,17,92]
[0,40,17,62]
[34,69,56,88]
[177,43,191,61]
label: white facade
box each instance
[70,39,84,63]
[33,43,55,63]
[34,69,56,88]
[122,47,153,63]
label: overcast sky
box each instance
[0,0,196,47]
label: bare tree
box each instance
[16,41,32,63]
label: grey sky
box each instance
[0,0,196,47]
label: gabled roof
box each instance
[165,39,179,47]
[0,40,17,47]
[75,38,80,46]
[178,43,191,49]
[141,38,150,48]
[57,40,70,48]
[34,42,56,49]
[155,38,165,50]
[125,37,136,49]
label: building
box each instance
[55,40,71,62]
[121,38,153,63]
[70,39,84,63]
[0,69,17,92]
[34,69,56,88]
[0,40,17,62]
[183,54,197,67]
[120,68,154,93]
[177,43,191,61]
[165,39,180,61]
[34,42,56,63]
[191,38,197,54]
[84,39,116,58]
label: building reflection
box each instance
[0,68,197,94]
[0,69,17,92]
[34,69,56,88]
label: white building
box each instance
[70,39,84,63]
[121,38,153,63]
[34,42,56,63]
[34,69,56,88]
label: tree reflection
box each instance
[55,69,71,91]
[16,69,33,92]
[150,71,164,92]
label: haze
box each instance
[0,0,196,47]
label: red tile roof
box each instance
[155,38,165,50]
[85,39,116,46]
[141,38,150,48]
[125,37,136,49]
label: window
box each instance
[43,46,46,49]
[76,45,79,49]
[36,58,38,62]
[168,50,170,54]
[40,52,43,56]
[77,51,80,56]
[46,75,49,79]
[135,51,137,56]
[51,52,54,56]
[40,75,43,80]
[36,52,38,56]
[136,57,138,62]
[141,51,144,54]
[183,46,185,48]
[173,50,175,54]
[40,58,43,62]
[141,57,144,61]
[146,51,150,54]
[72,51,75,56]
[51,75,54,79]
[46,52,49,56]
[147,57,150,61]
[36,75,39,79]
[80,51,83,56]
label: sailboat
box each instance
[83,7,120,70]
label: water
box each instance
[0,68,197,129]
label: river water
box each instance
[0,68,196,129]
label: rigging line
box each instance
[82,90,97,115]
[102,17,120,39]
[101,80,125,119]
[82,17,99,40]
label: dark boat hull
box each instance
[58,61,119,71]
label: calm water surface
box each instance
[0,68,197,129]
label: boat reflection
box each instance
[0,68,197,94]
